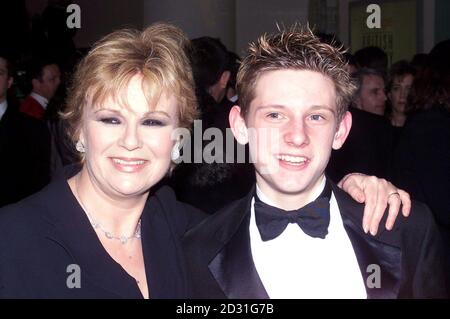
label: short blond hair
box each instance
[237,25,355,122]
[61,22,198,142]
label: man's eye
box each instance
[99,117,121,125]
[310,114,324,121]
[267,112,282,119]
[143,119,164,126]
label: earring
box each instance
[171,142,180,161]
[76,140,86,153]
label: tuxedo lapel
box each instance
[0,106,14,150]
[208,188,269,299]
[331,183,403,298]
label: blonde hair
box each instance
[237,25,355,122]
[61,22,198,142]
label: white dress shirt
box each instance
[249,179,367,299]
[30,92,48,110]
[0,100,7,121]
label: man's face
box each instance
[34,64,61,100]
[230,69,351,209]
[0,58,12,103]
[356,74,387,116]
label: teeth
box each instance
[277,155,307,163]
[113,158,145,165]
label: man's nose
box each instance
[284,120,309,147]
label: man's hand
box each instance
[338,173,411,235]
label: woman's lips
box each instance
[110,157,148,173]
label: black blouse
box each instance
[0,165,205,298]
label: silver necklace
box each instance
[75,182,142,245]
[89,217,141,245]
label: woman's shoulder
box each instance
[0,185,47,218]
[0,191,64,281]
[146,185,208,233]
[0,177,71,237]
[0,193,52,240]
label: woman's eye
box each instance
[99,117,121,125]
[143,119,165,126]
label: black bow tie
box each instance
[254,181,332,241]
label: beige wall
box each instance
[25,0,143,48]
[236,0,309,55]
[72,0,143,48]
[25,0,438,54]
[143,0,236,51]
[339,0,436,53]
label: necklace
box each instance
[74,181,142,245]
[89,217,141,245]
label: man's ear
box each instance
[7,77,13,89]
[353,95,362,110]
[219,71,231,89]
[332,111,352,150]
[229,105,249,145]
[31,78,40,91]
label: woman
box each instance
[0,23,202,299]
[385,61,416,150]
[386,60,415,128]
[0,23,409,298]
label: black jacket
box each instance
[182,182,448,298]
[0,166,206,298]
[393,106,450,230]
[0,105,51,207]
[327,107,394,182]
[392,106,450,286]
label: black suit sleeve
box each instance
[401,202,449,298]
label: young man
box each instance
[182,27,447,298]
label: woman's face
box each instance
[388,74,414,113]
[79,74,179,199]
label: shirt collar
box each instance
[30,92,49,109]
[255,176,327,209]
[0,100,8,121]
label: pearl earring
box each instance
[76,141,86,153]
[171,142,181,161]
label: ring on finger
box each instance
[388,191,400,199]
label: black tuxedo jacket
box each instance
[182,182,448,298]
[0,166,206,298]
